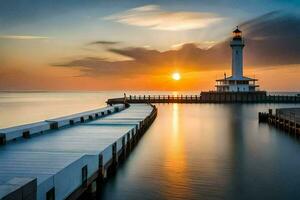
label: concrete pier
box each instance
[107,92,300,104]
[0,104,157,200]
[0,105,125,144]
[259,108,300,135]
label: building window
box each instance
[46,187,55,200]
[236,50,238,55]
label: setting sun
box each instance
[172,72,181,81]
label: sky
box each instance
[0,0,300,91]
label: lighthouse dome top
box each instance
[233,27,242,39]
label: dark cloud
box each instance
[54,44,229,77]
[88,41,120,46]
[55,11,300,77]
[240,11,300,65]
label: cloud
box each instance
[88,40,120,45]
[104,4,223,31]
[171,41,217,50]
[53,43,229,78]
[0,35,49,40]
[239,11,300,66]
[56,11,300,78]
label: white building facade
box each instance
[216,27,259,92]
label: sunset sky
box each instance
[1,0,300,91]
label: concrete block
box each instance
[0,177,37,200]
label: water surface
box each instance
[100,103,300,200]
[1,92,300,200]
[0,91,203,128]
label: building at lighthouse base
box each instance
[216,76,259,92]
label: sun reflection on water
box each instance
[163,103,189,199]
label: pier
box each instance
[259,108,300,135]
[0,104,157,200]
[107,92,300,104]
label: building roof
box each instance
[216,76,257,81]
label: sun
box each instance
[172,72,181,81]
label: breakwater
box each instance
[0,103,157,200]
[259,108,300,135]
[107,92,300,104]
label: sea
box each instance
[1,91,300,200]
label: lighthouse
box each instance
[231,28,244,79]
[215,27,259,92]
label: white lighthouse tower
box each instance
[231,28,244,79]
[216,27,259,92]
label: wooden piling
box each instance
[0,134,6,145]
[259,108,300,137]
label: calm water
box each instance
[0,91,200,128]
[1,92,300,200]
[100,103,300,200]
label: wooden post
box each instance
[294,115,297,134]
[131,130,135,146]
[126,132,130,152]
[268,109,273,116]
[23,131,30,139]
[122,136,126,159]
[0,134,6,145]
[96,154,104,195]
[88,181,97,199]
[112,142,117,168]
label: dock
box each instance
[0,105,125,144]
[107,92,300,104]
[259,108,300,135]
[0,103,157,200]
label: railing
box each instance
[127,95,201,101]
[276,109,300,124]
[107,93,300,104]
[259,108,300,135]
